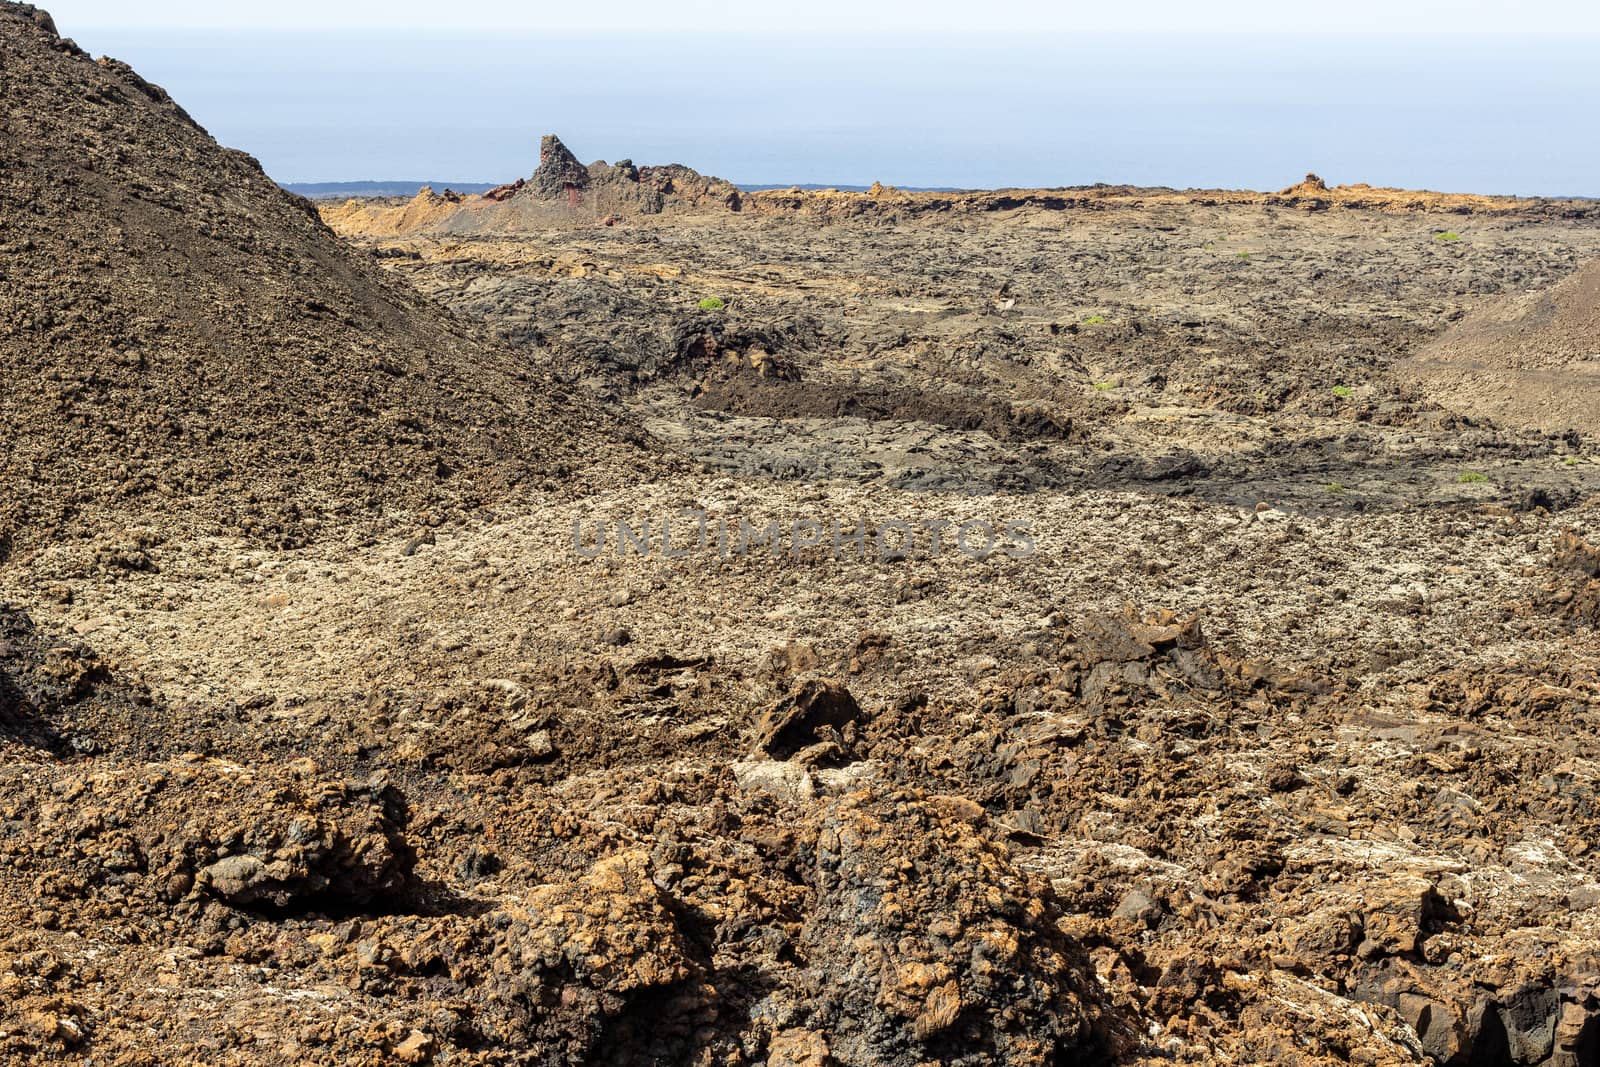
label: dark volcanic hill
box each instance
[1401,257,1600,434]
[0,4,638,555]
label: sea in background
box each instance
[62,29,1600,196]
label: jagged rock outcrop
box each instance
[0,602,154,755]
[1279,171,1330,195]
[319,133,743,235]
[792,791,1124,1066]
[526,133,741,214]
[531,133,590,196]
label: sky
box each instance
[43,0,1600,34]
[32,4,1600,193]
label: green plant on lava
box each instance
[1092,380,1117,391]
[698,297,725,311]
[1434,231,1463,243]
[1236,251,1252,261]
[1325,482,1348,494]
[1458,471,1488,484]
[1331,385,1354,399]
[1082,314,1109,326]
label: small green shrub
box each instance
[1331,385,1354,399]
[1236,251,1251,261]
[1082,314,1109,326]
[1325,482,1347,494]
[1458,471,1488,484]
[1092,380,1117,391]
[1434,231,1462,243]
[698,297,725,311]
[1563,456,1580,466]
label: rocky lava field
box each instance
[8,4,1600,1065]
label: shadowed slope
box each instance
[1400,258,1600,434]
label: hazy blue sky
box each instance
[46,0,1600,33]
[40,8,1600,194]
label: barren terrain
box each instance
[8,5,1600,1064]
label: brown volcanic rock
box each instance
[1278,171,1330,195]
[3,754,417,916]
[752,678,863,759]
[793,790,1124,1066]
[0,601,156,756]
[0,6,640,553]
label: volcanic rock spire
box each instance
[533,133,589,197]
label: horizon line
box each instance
[65,25,1600,37]
[276,178,1600,201]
